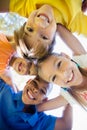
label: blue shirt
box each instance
[0,79,57,130]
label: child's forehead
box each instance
[43,54,61,63]
[27,77,48,86]
[25,77,52,96]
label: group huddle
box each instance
[0,0,87,130]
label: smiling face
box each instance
[22,4,56,59]
[10,57,37,75]
[38,53,83,88]
[22,76,51,105]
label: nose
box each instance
[60,71,70,83]
[32,87,39,95]
[35,18,49,28]
[56,70,67,80]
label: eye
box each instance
[40,89,46,95]
[57,61,62,68]
[52,75,56,82]
[27,27,33,32]
[31,80,38,87]
[41,35,48,40]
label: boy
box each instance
[0,75,73,130]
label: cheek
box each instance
[23,65,28,71]
[37,95,44,102]
[54,78,65,87]
[48,24,56,38]
[40,68,48,78]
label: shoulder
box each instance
[0,78,14,98]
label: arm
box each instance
[37,95,68,112]
[55,104,73,130]
[57,23,86,56]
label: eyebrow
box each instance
[42,87,47,94]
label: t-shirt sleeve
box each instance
[0,34,15,74]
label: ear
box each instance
[60,52,71,59]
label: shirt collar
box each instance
[13,92,38,126]
[20,105,38,126]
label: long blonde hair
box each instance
[68,64,87,111]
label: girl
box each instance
[37,52,87,111]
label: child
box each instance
[0,75,73,130]
[0,33,37,76]
[1,1,87,53]
[37,52,87,111]
[0,3,87,56]
[0,33,38,92]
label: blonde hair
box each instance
[68,65,87,111]
[14,22,55,60]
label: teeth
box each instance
[39,15,49,22]
[28,91,34,99]
[39,15,47,20]
[68,73,73,82]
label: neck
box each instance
[23,105,35,114]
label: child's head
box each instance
[38,52,87,111]
[22,76,52,105]
[15,4,57,60]
[38,52,83,88]
[9,57,37,75]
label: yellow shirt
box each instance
[10,0,87,36]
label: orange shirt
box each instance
[0,34,15,74]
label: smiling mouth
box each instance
[37,14,49,23]
[27,89,35,100]
[18,62,22,71]
[67,71,74,83]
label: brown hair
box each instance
[14,22,55,60]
